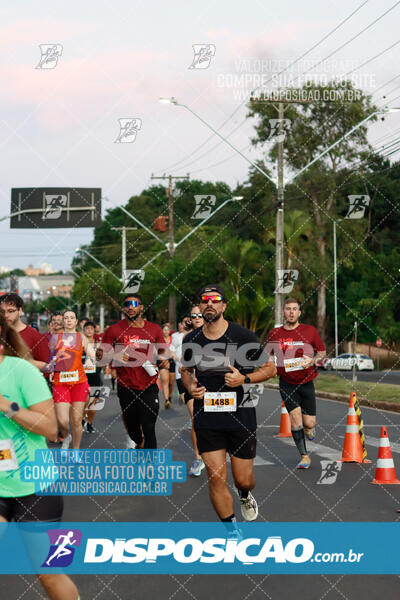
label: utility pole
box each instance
[111,226,138,279]
[252,96,312,327]
[150,173,190,328]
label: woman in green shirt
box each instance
[0,310,79,599]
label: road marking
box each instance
[277,437,341,460]
[337,434,400,454]
[226,454,274,466]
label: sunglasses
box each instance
[190,313,203,319]
[124,300,141,308]
[200,294,223,304]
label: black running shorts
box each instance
[0,494,63,522]
[195,428,257,459]
[279,378,316,416]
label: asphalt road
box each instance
[319,368,400,385]
[2,385,400,599]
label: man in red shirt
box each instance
[267,297,326,469]
[97,293,167,449]
[0,293,49,370]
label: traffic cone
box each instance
[274,402,292,438]
[341,393,370,463]
[371,427,400,484]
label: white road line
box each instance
[277,437,341,461]
[337,434,400,454]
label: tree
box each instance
[247,81,378,340]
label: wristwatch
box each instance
[5,402,20,419]
[244,375,251,384]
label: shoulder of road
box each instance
[264,374,400,413]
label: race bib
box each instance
[283,357,304,372]
[0,439,18,471]
[84,360,96,374]
[204,392,237,412]
[59,370,79,383]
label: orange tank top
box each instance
[53,332,87,386]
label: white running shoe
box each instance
[189,458,205,477]
[237,490,258,521]
[125,434,136,449]
[61,434,72,450]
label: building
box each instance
[16,275,74,302]
[24,262,53,276]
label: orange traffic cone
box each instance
[341,393,370,463]
[371,427,400,484]
[274,402,292,438]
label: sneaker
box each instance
[125,435,136,449]
[296,455,311,469]
[82,420,87,432]
[227,527,243,542]
[189,458,205,477]
[237,490,258,521]
[61,434,72,450]
[86,423,95,433]
[304,427,316,441]
[164,399,171,409]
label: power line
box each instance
[154,1,370,175]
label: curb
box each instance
[264,383,400,414]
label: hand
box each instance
[111,368,117,379]
[302,356,314,369]
[0,394,11,413]
[224,365,245,388]
[188,376,206,400]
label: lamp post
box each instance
[160,98,400,329]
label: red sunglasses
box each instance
[200,294,223,304]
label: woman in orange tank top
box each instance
[52,310,93,451]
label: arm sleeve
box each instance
[18,361,52,407]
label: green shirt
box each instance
[0,356,51,497]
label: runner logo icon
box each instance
[42,529,82,567]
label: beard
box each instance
[126,311,142,322]
[203,310,222,324]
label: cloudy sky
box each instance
[1,0,400,272]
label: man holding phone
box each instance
[98,294,167,449]
[181,285,276,527]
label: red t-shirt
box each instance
[102,319,164,390]
[19,325,50,363]
[267,323,325,384]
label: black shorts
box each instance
[195,428,257,459]
[184,391,192,404]
[157,358,175,373]
[279,378,316,416]
[176,378,185,394]
[0,494,63,522]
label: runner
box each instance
[98,293,167,449]
[158,323,175,409]
[0,293,49,371]
[181,285,276,525]
[182,306,205,477]
[170,314,193,404]
[0,309,79,600]
[267,297,326,469]
[82,320,103,433]
[51,310,91,451]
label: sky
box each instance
[1,0,400,272]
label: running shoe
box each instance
[237,490,258,521]
[189,458,205,477]
[82,420,87,432]
[296,455,311,469]
[227,527,243,542]
[86,423,95,433]
[125,435,136,449]
[61,434,72,450]
[304,427,316,441]
[165,399,171,409]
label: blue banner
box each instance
[0,522,399,574]
[20,449,186,495]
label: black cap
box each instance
[198,284,226,302]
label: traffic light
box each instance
[153,215,168,232]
